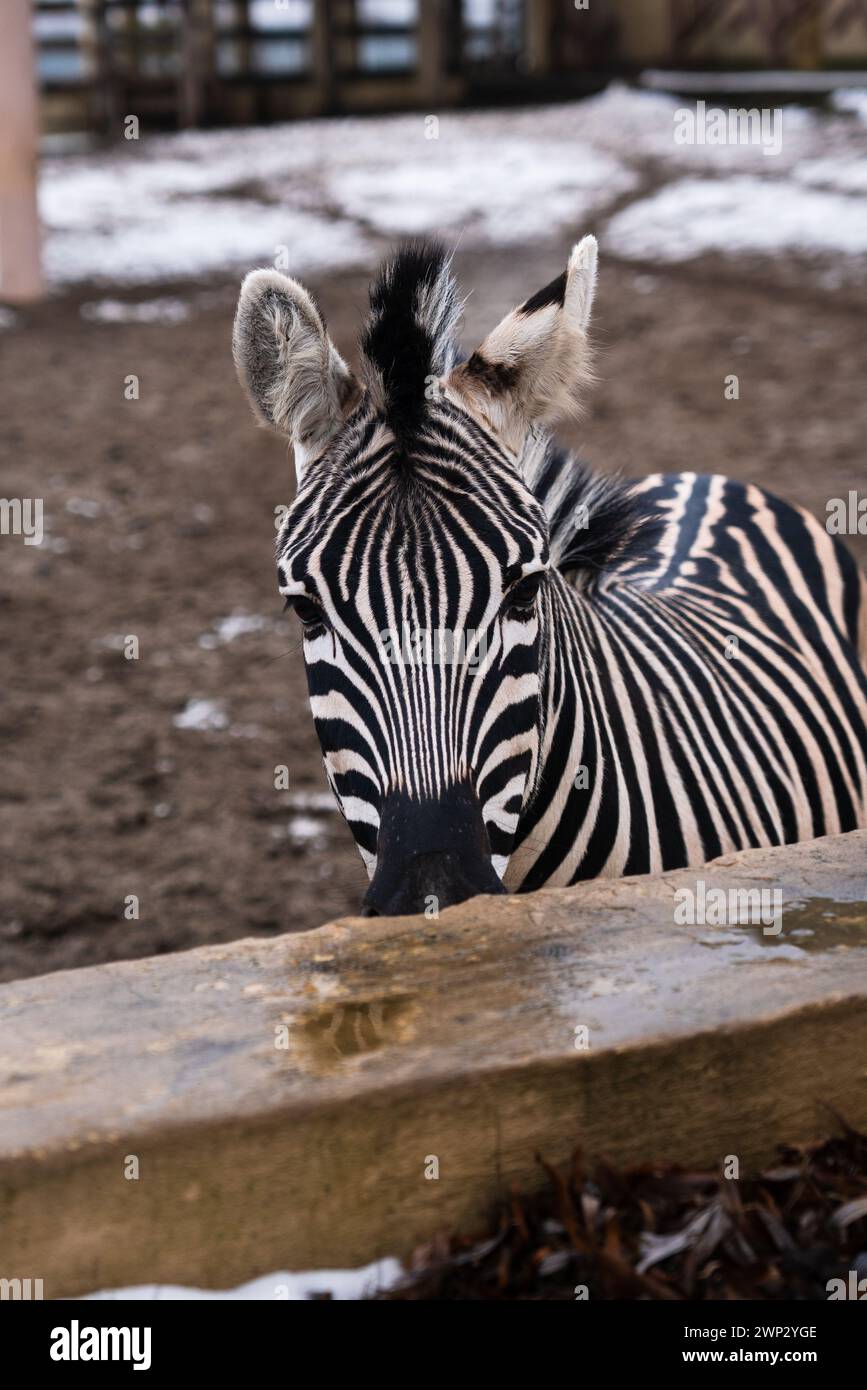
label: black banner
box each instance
[1,1296,863,1373]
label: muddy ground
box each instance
[2,245,866,982]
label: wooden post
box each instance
[0,0,44,301]
[78,0,106,134]
[523,0,553,74]
[180,0,217,128]
[789,0,823,70]
[78,0,99,83]
[311,0,336,113]
[233,0,252,82]
[418,0,445,107]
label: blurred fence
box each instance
[31,0,867,134]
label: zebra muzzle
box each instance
[361,786,506,918]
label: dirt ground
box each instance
[2,245,866,983]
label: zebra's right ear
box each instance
[233,269,359,479]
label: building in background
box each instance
[31,0,867,136]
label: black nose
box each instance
[363,848,505,917]
[360,785,506,917]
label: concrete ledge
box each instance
[0,832,865,1297]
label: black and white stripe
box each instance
[511,467,867,889]
[276,392,549,879]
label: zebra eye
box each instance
[284,594,326,630]
[504,572,543,617]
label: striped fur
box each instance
[235,241,867,909]
[273,393,550,881]
[511,470,867,888]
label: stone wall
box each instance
[0,832,864,1297]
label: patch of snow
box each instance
[35,85,867,287]
[80,297,191,324]
[44,197,370,286]
[832,88,867,122]
[34,89,650,287]
[65,497,102,517]
[556,82,825,174]
[173,698,229,732]
[328,136,636,244]
[84,1257,402,1300]
[288,814,327,843]
[0,307,17,330]
[285,791,337,812]
[93,633,128,652]
[198,612,270,649]
[607,176,867,262]
[795,157,867,195]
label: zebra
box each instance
[233,238,867,916]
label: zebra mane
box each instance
[357,243,658,582]
[360,240,462,438]
[520,429,662,584]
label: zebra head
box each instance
[234,238,597,915]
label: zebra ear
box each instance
[233,268,359,479]
[448,236,597,441]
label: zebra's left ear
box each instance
[233,268,359,483]
[447,236,597,444]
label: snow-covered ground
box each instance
[38,83,866,289]
[607,176,867,262]
[85,1258,402,1301]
